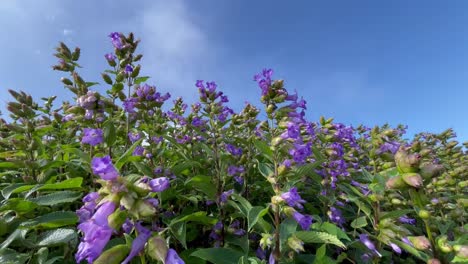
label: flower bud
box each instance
[395,147,421,173]
[287,236,305,253]
[436,235,452,253]
[408,236,431,250]
[120,193,136,210]
[386,175,406,189]
[455,245,468,259]
[61,77,73,86]
[102,73,113,85]
[135,199,157,217]
[147,235,168,262]
[260,233,273,249]
[419,164,444,179]
[418,209,431,220]
[401,173,423,188]
[108,209,127,230]
[426,259,441,264]
[94,244,130,264]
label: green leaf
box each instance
[1,184,34,199]
[392,240,429,262]
[380,209,413,220]
[253,140,273,161]
[0,162,20,169]
[248,206,269,231]
[172,161,201,175]
[0,248,30,264]
[191,248,244,264]
[295,160,322,181]
[318,222,351,241]
[36,228,77,247]
[0,229,28,249]
[280,218,297,251]
[225,234,249,255]
[20,211,78,229]
[132,162,153,176]
[103,120,116,146]
[115,139,143,169]
[171,221,187,248]
[230,193,252,217]
[38,178,83,191]
[0,198,38,213]
[350,216,367,229]
[28,191,81,206]
[185,175,216,199]
[170,211,217,226]
[257,162,273,178]
[134,76,150,85]
[295,231,347,249]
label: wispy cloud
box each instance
[139,0,213,99]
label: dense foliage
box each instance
[0,32,467,264]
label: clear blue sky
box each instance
[0,0,467,143]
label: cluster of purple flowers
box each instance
[281,188,313,230]
[228,165,245,185]
[226,144,243,156]
[254,69,273,96]
[82,128,103,146]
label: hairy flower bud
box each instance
[395,147,421,173]
[408,236,431,250]
[401,173,423,188]
[419,163,444,179]
[288,236,305,253]
[426,259,442,264]
[108,209,127,230]
[386,175,407,189]
[147,235,168,262]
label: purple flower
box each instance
[105,53,116,62]
[76,192,100,223]
[398,215,416,225]
[256,247,266,260]
[328,207,345,226]
[280,187,306,209]
[123,97,138,113]
[132,146,144,156]
[191,117,203,127]
[122,223,152,264]
[76,201,116,263]
[122,219,133,234]
[389,242,402,254]
[128,132,141,143]
[62,114,75,122]
[402,237,413,246]
[292,211,313,230]
[220,189,234,203]
[91,156,119,180]
[226,144,243,156]
[149,177,170,192]
[359,234,382,257]
[109,32,123,49]
[82,128,103,146]
[165,249,185,264]
[124,64,133,75]
[289,142,312,164]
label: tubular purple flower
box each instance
[105,53,116,61]
[91,156,119,180]
[109,32,123,49]
[124,64,133,75]
[82,128,103,146]
[389,242,402,254]
[165,249,185,264]
[122,222,152,264]
[220,189,234,203]
[359,234,382,257]
[292,211,313,230]
[76,201,116,263]
[281,187,306,209]
[398,215,416,225]
[149,177,170,192]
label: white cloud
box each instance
[140,0,212,98]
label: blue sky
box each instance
[0,0,467,143]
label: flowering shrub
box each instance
[0,32,467,264]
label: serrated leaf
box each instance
[191,248,244,264]
[257,162,273,178]
[171,221,187,248]
[36,228,76,247]
[318,222,351,241]
[103,120,116,146]
[0,229,29,249]
[115,139,143,169]
[231,193,253,217]
[20,211,77,229]
[295,231,347,249]
[350,216,367,228]
[280,218,297,251]
[28,191,81,206]
[170,211,217,226]
[134,76,150,85]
